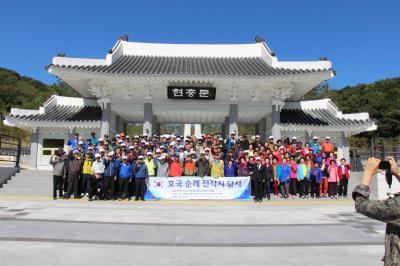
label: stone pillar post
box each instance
[337,131,350,161]
[223,117,229,138]
[271,104,281,141]
[194,124,202,137]
[143,103,153,136]
[30,127,39,169]
[229,104,239,136]
[154,115,161,136]
[184,124,191,137]
[98,98,111,138]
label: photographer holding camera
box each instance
[353,156,400,265]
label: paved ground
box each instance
[0,196,386,266]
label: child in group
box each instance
[327,159,339,199]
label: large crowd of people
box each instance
[50,131,351,202]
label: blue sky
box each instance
[1,0,399,89]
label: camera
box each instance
[379,161,392,188]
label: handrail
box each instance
[0,133,22,168]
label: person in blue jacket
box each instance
[278,158,291,199]
[224,159,236,177]
[133,155,148,201]
[118,155,132,200]
[309,161,322,198]
[103,152,120,200]
[310,136,320,155]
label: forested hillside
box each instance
[302,78,400,138]
[0,67,79,137]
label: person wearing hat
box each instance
[210,153,224,178]
[65,150,83,199]
[226,131,237,150]
[145,152,156,177]
[196,151,210,177]
[310,136,320,155]
[89,154,105,201]
[321,136,335,157]
[133,155,148,201]
[103,153,119,200]
[81,153,93,197]
[268,136,274,150]
[49,150,65,200]
[89,132,99,147]
[251,135,262,150]
[118,155,132,200]
[252,157,266,202]
[156,155,169,177]
[67,133,80,150]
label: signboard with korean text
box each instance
[145,176,251,200]
[167,86,216,100]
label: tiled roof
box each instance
[10,105,102,122]
[280,108,371,127]
[52,55,330,76]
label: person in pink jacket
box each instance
[289,160,298,198]
[327,160,339,199]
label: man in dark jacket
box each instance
[263,158,274,200]
[251,157,265,203]
[65,150,83,199]
[353,156,400,265]
[195,151,210,177]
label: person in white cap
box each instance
[252,135,262,149]
[321,136,335,157]
[156,155,169,177]
[89,154,105,201]
[118,155,132,200]
[145,151,156,177]
[268,136,274,150]
[310,136,320,155]
[252,157,266,203]
[226,131,237,150]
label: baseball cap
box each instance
[138,155,144,159]
[292,136,297,140]
[95,153,101,158]
[147,152,153,156]
[129,145,134,149]
[325,136,331,140]
[313,136,318,140]
[256,157,261,161]
[269,136,274,139]
[230,131,236,135]
[122,155,128,160]
[73,150,80,154]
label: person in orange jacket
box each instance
[169,156,183,177]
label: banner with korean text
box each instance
[145,176,251,200]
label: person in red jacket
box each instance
[338,158,351,198]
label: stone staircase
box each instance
[0,169,53,197]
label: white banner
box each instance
[145,176,251,200]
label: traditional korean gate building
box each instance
[3,36,376,169]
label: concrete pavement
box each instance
[0,197,386,266]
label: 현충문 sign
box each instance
[167,86,216,100]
